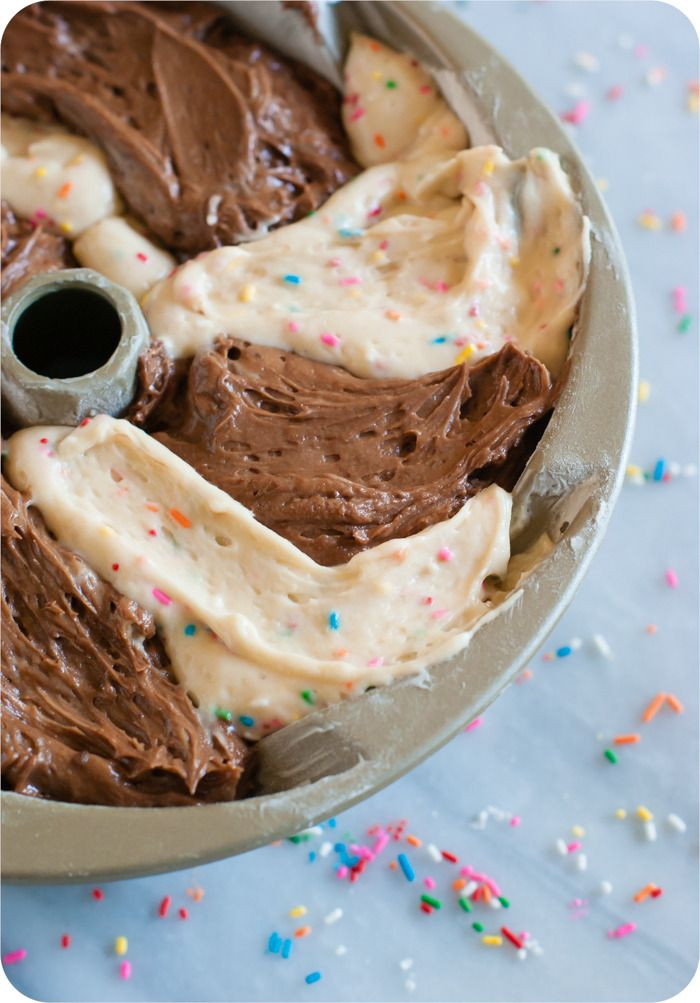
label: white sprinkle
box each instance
[576,853,588,872]
[517,948,528,961]
[592,634,612,659]
[682,463,698,477]
[335,945,347,956]
[205,194,223,226]
[462,880,478,898]
[556,838,568,855]
[324,908,343,925]
[645,820,657,841]
[399,959,414,971]
[574,51,600,72]
[405,979,416,992]
[564,81,588,98]
[669,461,681,477]
[599,880,613,895]
[532,943,544,956]
[319,841,333,857]
[570,637,583,651]
[426,843,442,863]
[667,813,687,833]
[488,896,502,909]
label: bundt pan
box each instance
[1,0,637,882]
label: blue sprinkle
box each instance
[305,972,322,985]
[239,714,255,727]
[556,645,573,658]
[328,818,337,828]
[338,227,364,239]
[308,851,316,863]
[281,939,292,959]
[653,458,666,482]
[430,336,448,344]
[268,932,282,953]
[283,274,301,285]
[184,623,196,636]
[397,852,415,882]
[328,610,340,631]
[346,855,361,868]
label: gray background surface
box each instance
[2,2,698,1001]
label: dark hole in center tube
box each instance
[12,288,121,379]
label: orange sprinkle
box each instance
[481,884,492,903]
[294,926,311,938]
[633,884,657,902]
[334,648,349,659]
[385,310,401,321]
[645,623,658,634]
[614,733,641,745]
[186,887,205,902]
[405,835,422,847]
[666,693,684,713]
[389,860,398,871]
[344,681,354,690]
[145,503,159,513]
[57,181,73,199]
[642,692,667,722]
[168,507,192,528]
[397,190,407,201]
[452,878,466,891]
[369,41,381,51]
[373,133,386,148]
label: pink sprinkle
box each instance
[136,251,148,262]
[320,332,340,347]
[468,303,480,317]
[288,320,300,333]
[561,99,592,125]
[424,877,436,890]
[152,587,172,606]
[349,107,366,122]
[608,922,636,939]
[2,949,27,965]
[337,865,348,879]
[328,257,342,267]
[368,205,383,218]
[372,830,389,856]
[120,960,132,980]
[474,180,487,196]
[379,240,389,250]
[465,716,483,732]
[634,43,649,58]
[431,608,449,620]
[437,547,453,562]
[340,277,361,286]
[367,656,385,668]
[670,212,687,232]
[419,84,432,94]
[567,841,582,853]
[510,816,521,827]
[178,907,189,920]
[434,280,449,293]
[607,84,624,101]
[672,286,688,313]
[422,596,433,605]
[665,569,679,588]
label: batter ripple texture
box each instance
[1,1,357,254]
[1,477,249,806]
[129,338,557,567]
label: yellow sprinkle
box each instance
[372,250,387,263]
[571,825,585,838]
[289,905,307,918]
[69,154,85,166]
[638,379,651,403]
[34,166,48,178]
[482,936,503,947]
[239,284,256,303]
[114,936,128,956]
[59,221,74,234]
[482,160,495,176]
[638,211,662,230]
[454,344,475,365]
[597,177,609,192]
[636,805,653,822]
[615,808,627,819]
[371,70,382,80]
[688,93,699,114]
[99,525,114,537]
[626,464,642,477]
[509,256,520,267]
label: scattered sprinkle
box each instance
[158,895,172,918]
[604,749,618,764]
[398,853,415,882]
[324,908,343,925]
[599,881,613,895]
[591,634,612,658]
[2,949,27,965]
[608,922,636,939]
[665,568,679,588]
[638,210,662,230]
[670,211,687,231]
[239,284,256,303]
[320,332,340,347]
[614,733,640,745]
[283,274,301,285]
[91,888,104,901]
[482,935,503,947]
[168,508,191,529]
[114,936,128,956]
[184,623,196,637]
[305,972,322,985]
[152,587,172,606]
[60,934,71,949]
[119,961,132,980]
[667,813,687,833]
[561,99,591,125]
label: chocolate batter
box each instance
[1,200,74,297]
[129,338,556,566]
[1,476,249,806]
[1,1,357,254]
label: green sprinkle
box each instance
[288,833,313,843]
[214,707,232,722]
[552,246,561,255]
[301,690,316,705]
[458,897,472,913]
[184,623,196,636]
[386,79,397,89]
[421,894,442,910]
[604,748,618,764]
[472,921,484,932]
[498,896,510,908]
[678,314,692,333]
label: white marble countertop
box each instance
[2,2,698,1001]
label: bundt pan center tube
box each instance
[1,0,637,883]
